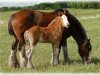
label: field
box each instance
[0,9,100,73]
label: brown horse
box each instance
[8,9,92,68]
[24,15,69,68]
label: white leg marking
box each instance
[26,46,35,68]
[51,46,59,66]
[51,49,54,65]
[53,48,59,65]
[19,44,27,67]
[8,50,19,67]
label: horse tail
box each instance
[8,14,15,35]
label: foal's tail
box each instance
[8,14,15,35]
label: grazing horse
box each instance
[8,9,92,68]
[24,15,70,68]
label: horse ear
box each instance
[88,38,90,42]
[64,9,69,15]
[84,39,89,46]
[58,11,61,16]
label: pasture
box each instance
[0,9,100,73]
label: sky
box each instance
[0,0,99,7]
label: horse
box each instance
[8,9,92,68]
[24,15,70,68]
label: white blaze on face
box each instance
[61,15,70,28]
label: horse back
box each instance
[12,10,56,33]
[33,11,57,27]
[24,26,41,45]
[10,10,58,43]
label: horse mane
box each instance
[48,16,60,26]
[52,9,64,14]
[68,12,88,39]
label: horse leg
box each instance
[51,44,54,65]
[51,43,60,66]
[18,39,27,68]
[26,45,35,68]
[19,44,27,67]
[8,36,19,67]
[62,40,70,65]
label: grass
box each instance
[0,9,100,73]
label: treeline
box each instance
[34,2,100,10]
[0,6,34,11]
[0,2,100,11]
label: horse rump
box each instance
[8,14,15,35]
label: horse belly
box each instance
[39,34,44,42]
[39,34,51,43]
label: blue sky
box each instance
[0,0,99,7]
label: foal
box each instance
[24,15,70,68]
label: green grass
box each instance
[0,9,100,73]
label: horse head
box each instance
[61,15,70,28]
[79,38,92,64]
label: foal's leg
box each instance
[8,36,19,67]
[18,39,27,68]
[51,43,60,66]
[24,30,35,68]
[26,45,35,68]
[62,40,70,65]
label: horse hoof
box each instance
[83,60,91,64]
[19,58,27,68]
[63,62,67,65]
[26,62,33,68]
[63,61,71,65]
[8,59,19,68]
[27,65,33,69]
[63,59,71,65]
[20,63,26,68]
[51,61,59,66]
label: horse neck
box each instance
[69,14,88,47]
[72,28,87,47]
[49,17,64,33]
[34,11,58,26]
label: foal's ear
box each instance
[58,11,61,16]
[58,11,64,16]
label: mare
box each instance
[8,9,92,68]
[24,15,70,68]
